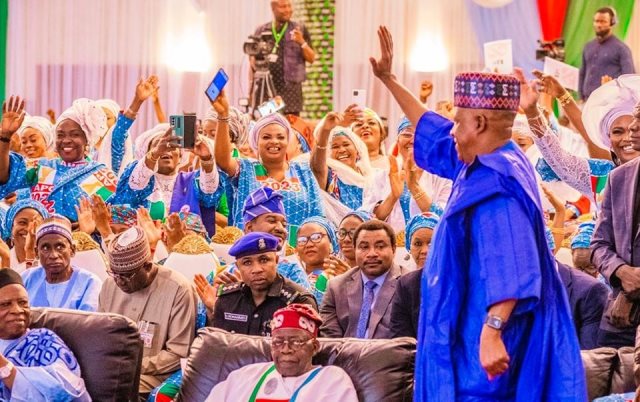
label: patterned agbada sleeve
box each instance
[110,112,134,174]
[0,152,37,198]
[2,328,90,401]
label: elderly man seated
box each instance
[0,268,90,401]
[21,215,102,311]
[99,227,197,396]
[205,304,358,401]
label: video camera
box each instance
[536,39,565,62]
[244,31,274,57]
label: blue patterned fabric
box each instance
[108,160,223,219]
[242,186,286,225]
[536,157,615,182]
[229,158,324,244]
[0,328,86,401]
[342,210,373,224]
[2,199,50,240]
[405,213,440,252]
[0,153,116,222]
[571,221,596,249]
[326,167,363,210]
[109,112,134,174]
[356,281,378,338]
[593,393,636,402]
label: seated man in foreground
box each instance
[205,303,358,401]
[99,227,197,395]
[0,268,90,401]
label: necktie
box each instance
[356,280,378,338]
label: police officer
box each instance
[211,232,317,335]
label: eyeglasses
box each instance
[107,269,139,281]
[270,337,312,351]
[337,228,356,240]
[296,232,326,247]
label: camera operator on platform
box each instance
[579,6,635,100]
[250,0,315,116]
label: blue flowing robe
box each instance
[413,111,586,401]
[0,153,117,222]
[0,328,90,401]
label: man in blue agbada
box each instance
[370,26,586,400]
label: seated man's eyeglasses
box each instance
[270,337,313,351]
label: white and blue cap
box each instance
[229,232,281,258]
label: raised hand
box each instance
[1,96,26,137]
[291,28,305,45]
[0,238,10,268]
[540,184,565,214]
[323,255,350,278]
[25,216,42,261]
[404,150,424,188]
[514,68,540,116]
[137,207,161,249]
[210,89,229,117]
[213,269,242,286]
[370,26,394,81]
[388,155,406,199]
[193,137,213,162]
[532,70,566,99]
[419,80,433,103]
[194,273,218,312]
[75,197,96,234]
[91,195,113,238]
[340,104,363,128]
[163,213,186,252]
[135,75,159,102]
[150,128,180,159]
[319,111,343,134]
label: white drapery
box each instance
[6,0,481,142]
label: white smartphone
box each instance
[257,97,286,117]
[351,89,367,107]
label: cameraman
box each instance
[250,0,315,116]
[579,6,634,100]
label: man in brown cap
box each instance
[98,227,197,396]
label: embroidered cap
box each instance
[242,187,286,225]
[454,72,520,111]
[271,303,323,337]
[107,226,151,273]
[229,232,280,259]
[36,215,73,245]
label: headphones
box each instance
[600,6,617,26]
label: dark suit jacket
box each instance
[389,269,421,338]
[319,264,407,339]
[591,157,640,342]
[557,261,609,350]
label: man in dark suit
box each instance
[592,105,640,347]
[556,261,609,350]
[320,220,407,339]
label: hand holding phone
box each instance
[205,68,229,103]
[169,114,197,149]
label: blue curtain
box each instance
[465,0,543,77]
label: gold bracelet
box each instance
[558,92,573,107]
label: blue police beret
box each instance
[229,232,281,258]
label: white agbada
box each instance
[205,362,358,402]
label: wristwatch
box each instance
[484,315,506,330]
[0,361,14,379]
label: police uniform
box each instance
[211,274,317,336]
[210,231,317,336]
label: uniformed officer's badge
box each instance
[258,238,266,250]
[264,378,278,395]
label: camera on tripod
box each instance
[536,39,565,62]
[244,31,275,69]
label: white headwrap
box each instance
[55,98,108,149]
[204,106,251,146]
[248,113,294,153]
[582,74,640,149]
[95,99,120,120]
[17,115,55,151]
[512,114,534,138]
[134,123,170,160]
